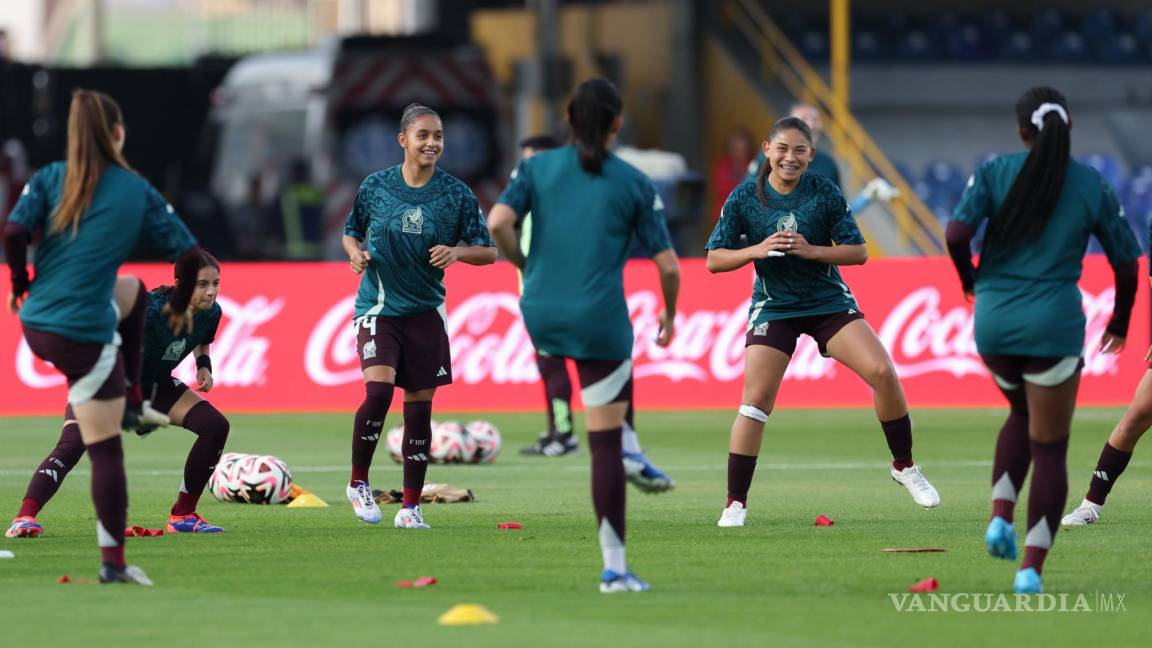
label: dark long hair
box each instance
[984,86,1071,249]
[51,90,132,236]
[566,78,622,174]
[399,102,439,133]
[155,250,221,298]
[756,116,813,205]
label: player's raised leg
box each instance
[621,401,674,493]
[825,318,939,508]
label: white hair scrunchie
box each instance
[1031,103,1068,130]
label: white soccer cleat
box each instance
[99,564,154,586]
[600,569,651,593]
[394,505,431,529]
[717,501,747,527]
[346,481,383,524]
[891,465,940,508]
[1062,500,1102,526]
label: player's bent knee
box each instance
[738,404,770,423]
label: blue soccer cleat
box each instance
[985,516,1017,560]
[1013,567,1043,594]
[5,516,43,538]
[622,451,674,493]
[166,513,224,534]
[600,569,651,593]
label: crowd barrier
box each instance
[1,257,1145,415]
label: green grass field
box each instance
[1,408,1148,646]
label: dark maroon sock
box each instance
[727,453,757,506]
[1085,443,1133,506]
[1021,437,1069,575]
[20,407,86,517]
[881,414,914,470]
[118,280,148,405]
[537,354,573,435]
[87,436,127,568]
[402,400,433,507]
[991,412,1031,522]
[350,381,395,486]
[589,428,626,542]
[171,401,230,516]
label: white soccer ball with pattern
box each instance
[209,452,293,504]
[430,420,476,464]
[386,425,405,464]
[465,420,502,464]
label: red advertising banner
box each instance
[1,257,1146,414]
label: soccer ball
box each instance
[430,420,476,464]
[209,453,294,504]
[464,420,502,464]
[386,425,404,463]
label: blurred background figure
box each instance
[710,128,754,223]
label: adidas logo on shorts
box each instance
[753,323,769,336]
[436,366,448,377]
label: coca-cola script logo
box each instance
[16,296,283,390]
[299,287,1122,389]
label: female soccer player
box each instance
[6,251,228,539]
[947,86,1141,593]
[488,78,681,593]
[341,103,496,529]
[2,89,201,585]
[706,116,940,530]
[514,134,674,493]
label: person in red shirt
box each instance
[710,129,755,223]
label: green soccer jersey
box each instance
[141,288,222,392]
[951,152,1141,357]
[747,149,841,187]
[9,162,198,344]
[707,173,864,329]
[497,145,674,360]
[344,166,493,320]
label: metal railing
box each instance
[724,0,944,255]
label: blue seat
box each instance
[896,29,939,60]
[1029,9,1065,50]
[1079,153,1124,190]
[998,30,1040,62]
[1048,30,1088,62]
[946,21,993,61]
[852,29,886,61]
[924,161,967,201]
[798,29,829,61]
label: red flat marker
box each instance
[58,575,71,584]
[396,580,414,588]
[497,522,523,530]
[814,514,834,526]
[414,576,438,587]
[880,548,947,553]
[908,577,939,592]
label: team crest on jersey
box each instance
[776,212,799,233]
[402,206,424,234]
[362,339,377,360]
[753,322,769,336]
[162,339,186,362]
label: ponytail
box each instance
[51,90,131,236]
[566,78,622,175]
[984,86,1071,250]
[756,116,813,205]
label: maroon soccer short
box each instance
[23,327,125,403]
[574,359,633,407]
[355,309,452,391]
[980,354,1084,390]
[147,377,191,414]
[745,310,865,358]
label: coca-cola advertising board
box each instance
[1,258,1145,415]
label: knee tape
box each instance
[738,404,769,423]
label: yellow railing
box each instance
[725,0,944,255]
